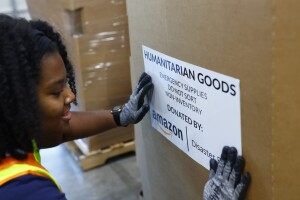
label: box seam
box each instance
[271,0,277,199]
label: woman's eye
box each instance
[52,91,62,97]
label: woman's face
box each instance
[37,52,75,148]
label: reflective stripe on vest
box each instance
[0,142,61,191]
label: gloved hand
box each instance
[203,146,251,200]
[116,72,153,126]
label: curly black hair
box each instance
[0,14,77,160]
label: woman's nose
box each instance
[65,87,75,105]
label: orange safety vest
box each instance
[0,141,62,191]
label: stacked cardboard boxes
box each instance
[127,0,300,199]
[27,0,134,152]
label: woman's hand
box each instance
[113,72,153,127]
[203,146,251,200]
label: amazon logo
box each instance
[152,109,183,141]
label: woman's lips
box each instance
[62,111,72,121]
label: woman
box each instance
[0,14,152,199]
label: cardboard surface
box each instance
[273,1,300,198]
[127,0,300,199]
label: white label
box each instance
[143,46,242,170]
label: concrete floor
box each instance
[40,144,142,200]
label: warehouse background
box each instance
[0,1,142,199]
[0,0,30,19]
[3,0,299,199]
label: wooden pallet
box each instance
[64,140,135,171]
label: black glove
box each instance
[113,72,153,126]
[203,146,251,200]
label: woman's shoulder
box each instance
[0,174,67,200]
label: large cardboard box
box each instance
[127,0,300,199]
[27,0,134,151]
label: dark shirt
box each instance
[0,174,67,200]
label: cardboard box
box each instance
[75,34,130,67]
[27,0,128,35]
[27,0,134,152]
[127,0,300,199]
